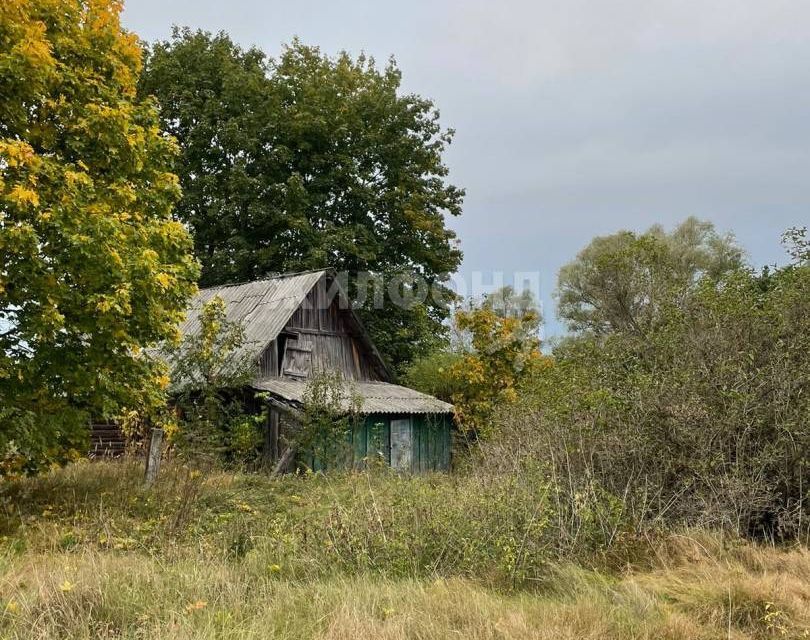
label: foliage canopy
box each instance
[0,0,198,473]
[139,30,464,368]
[436,287,543,434]
[556,217,743,336]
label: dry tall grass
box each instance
[1,461,808,639]
[2,540,808,639]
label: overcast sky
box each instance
[123,0,810,339]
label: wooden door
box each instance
[390,418,412,471]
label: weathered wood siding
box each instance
[258,341,278,378]
[247,273,451,475]
[257,276,384,381]
[298,413,451,473]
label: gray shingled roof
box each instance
[254,378,454,415]
[165,271,326,375]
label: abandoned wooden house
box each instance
[166,270,454,472]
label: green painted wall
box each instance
[301,413,451,473]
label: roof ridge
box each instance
[197,268,331,293]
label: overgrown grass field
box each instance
[1,460,808,639]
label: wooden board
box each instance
[390,418,412,471]
[282,341,312,378]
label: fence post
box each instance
[264,408,280,466]
[144,427,164,487]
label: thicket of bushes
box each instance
[399,222,810,545]
[458,224,810,543]
[121,220,809,552]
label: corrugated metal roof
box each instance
[253,378,454,415]
[166,271,326,374]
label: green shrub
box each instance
[481,230,810,543]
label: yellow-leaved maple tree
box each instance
[0,0,199,472]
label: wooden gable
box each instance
[257,273,389,383]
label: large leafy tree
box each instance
[0,0,199,472]
[556,217,743,336]
[138,30,464,368]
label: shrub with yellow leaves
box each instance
[447,287,546,438]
